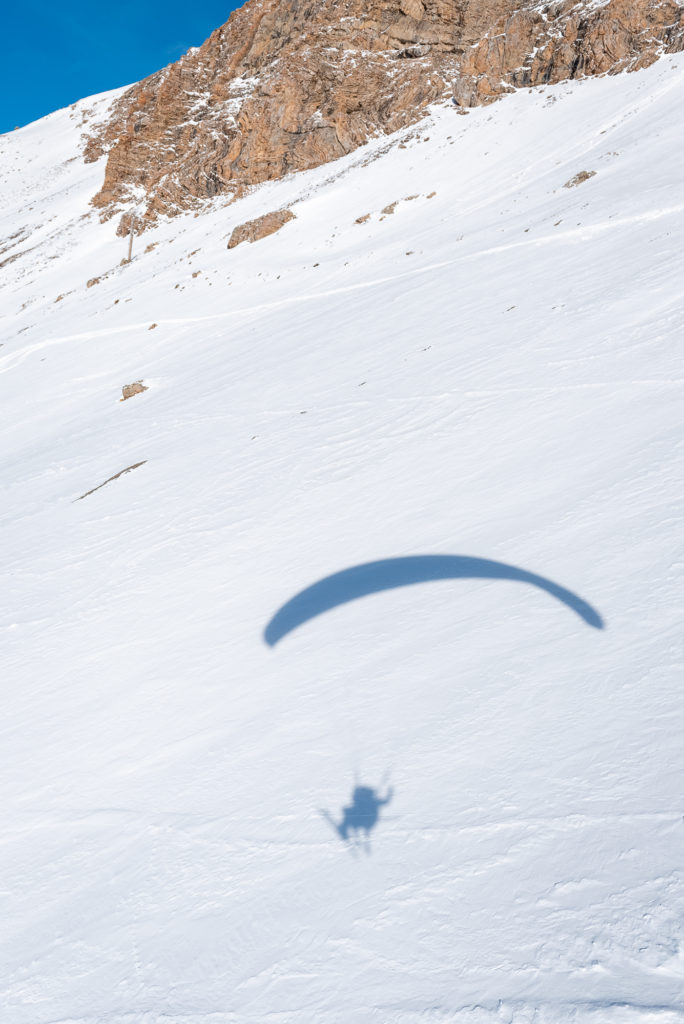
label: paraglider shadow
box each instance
[321,784,393,854]
[264,555,604,646]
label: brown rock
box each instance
[121,381,148,400]
[459,0,683,105]
[84,0,684,233]
[227,208,295,248]
[564,170,597,188]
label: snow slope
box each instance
[1,57,683,1024]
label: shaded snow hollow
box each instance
[1,58,683,1024]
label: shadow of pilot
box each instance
[336,785,393,842]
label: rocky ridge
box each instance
[84,0,684,233]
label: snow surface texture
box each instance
[1,59,683,1024]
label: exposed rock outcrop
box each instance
[227,208,295,248]
[84,0,683,233]
[563,169,597,188]
[455,0,683,106]
[121,381,148,400]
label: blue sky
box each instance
[2,2,243,134]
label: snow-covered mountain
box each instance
[83,0,684,234]
[1,52,683,1024]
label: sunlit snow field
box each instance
[1,55,683,1024]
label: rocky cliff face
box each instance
[85,0,683,233]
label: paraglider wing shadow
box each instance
[264,555,603,646]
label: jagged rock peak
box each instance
[84,0,684,233]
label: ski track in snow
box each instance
[3,203,684,368]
